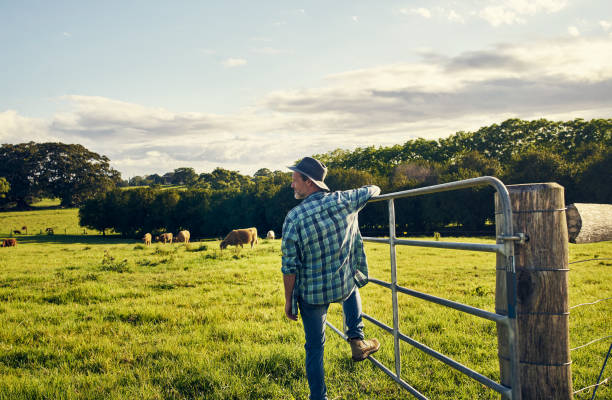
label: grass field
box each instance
[0,207,610,399]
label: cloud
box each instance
[402,8,432,18]
[1,36,610,177]
[352,16,359,22]
[600,20,611,31]
[263,36,612,132]
[479,0,568,26]
[222,58,247,68]
[447,10,465,23]
[568,26,580,37]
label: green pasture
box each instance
[0,208,610,399]
[1,199,101,237]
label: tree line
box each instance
[2,118,609,237]
[77,118,610,238]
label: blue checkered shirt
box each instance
[281,185,380,314]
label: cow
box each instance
[2,238,17,247]
[266,230,275,240]
[12,230,21,235]
[176,230,190,244]
[142,233,152,246]
[220,228,258,250]
[248,227,259,245]
[156,232,173,244]
[46,227,54,235]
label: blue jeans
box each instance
[298,287,365,400]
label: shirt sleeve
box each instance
[281,217,301,275]
[347,185,381,211]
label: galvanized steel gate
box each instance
[326,176,522,400]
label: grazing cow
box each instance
[248,227,259,245]
[156,232,173,244]
[12,230,21,235]
[176,230,190,244]
[220,228,258,250]
[142,233,152,246]
[2,238,17,247]
[266,230,275,240]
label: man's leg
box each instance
[343,287,364,340]
[342,287,380,361]
[299,299,330,400]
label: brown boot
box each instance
[349,337,380,361]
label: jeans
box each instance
[298,287,365,400]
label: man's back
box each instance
[281,185,380,306]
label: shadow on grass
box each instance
[9,235,138,245]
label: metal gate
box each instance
[326,176,522,400]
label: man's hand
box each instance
[283,273,297,321]
[284,301,297,321]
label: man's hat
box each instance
[288,157,330,191]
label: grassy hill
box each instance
[0,207,609,399]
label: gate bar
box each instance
[368,277,509,324]
[361,313,513,397]
[325,320,429,400]
[364,237,503,254]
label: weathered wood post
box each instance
[496,183,572,399]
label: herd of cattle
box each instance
[141,228,276,249]
[2,227,276,250]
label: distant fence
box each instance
[327,178,580,399]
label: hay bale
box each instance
[566,203,612,243]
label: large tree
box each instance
[0,142,121,208]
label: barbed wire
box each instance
[569,258,612,264]
[571,336,612,351]
[571,297,612,310]
[572,377,609,395]
[568,255,611,399]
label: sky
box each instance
[1,1,611,179]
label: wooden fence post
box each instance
[496,183,572,399]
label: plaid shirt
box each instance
[282,185,380,314]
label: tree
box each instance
[172,167,198,186]
[0,142,121,208]
[198,167,252,191]
[576,147,612,203]
[37,143,121,207]
[0,177,9,198]
[253,168,272,178]
[0,142,44,208]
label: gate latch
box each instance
[498,232,528,245]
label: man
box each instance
[281,156,381,400]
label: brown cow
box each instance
[142,233,152,246]
[2,238,17,247]
[248,227,258,245]
[220,228,257,250]
[156,233,173,244]
[176,230,190,244]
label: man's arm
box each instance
[283,273,297,321]
[281,218,299,321]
